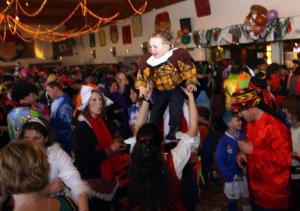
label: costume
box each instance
[226,74,292,209]
[135,48,197,138]
[72,114,128,200]
[125,132,199,211]
[49,94,73,152]
[128,103,140,128]
[216,131,249,203]
[72,115,118,180]
[216,132,245,182]
[7,106,40,140]
[47,143,89,204]
[246,112,291,209]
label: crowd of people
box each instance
[0,30,299,211]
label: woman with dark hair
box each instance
[19,117,89,211]
[125,85,199,211]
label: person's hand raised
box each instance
[186,84,197,92]
[181,86,194,99]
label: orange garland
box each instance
[0,0,148,42]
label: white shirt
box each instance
[47,143,89,203]
[291,127,300,179]
[124,131,200,180]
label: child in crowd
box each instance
[135,31,198,140]
[216,111,250,211]
[128,86,142,134]
[197,106,214,190]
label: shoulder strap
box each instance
[55,195,77,211]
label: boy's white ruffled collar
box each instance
[146,48,177,67]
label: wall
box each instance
[2,0,300,66]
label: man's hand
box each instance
[238,140,253,155]
[181,86,194,99]
[138,86,148,98]
[237,152,247,168]
[186,84,197,92]
[138,83,153,100]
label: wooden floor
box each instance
[197,187,228,211]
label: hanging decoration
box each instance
[205,28,221,46]
[0,0,148,42]
[110,25,119,43]
[98,29,106,47]
[122,25,132,44]
[53,39,74,57]
[194,0,211,17]
[193,31,201,47]
[181,34,190,45]
[228,25,241,44]
[89,33,96,48]
[273,17,291,41]
[141,41,148,54]
[212,28,222,42]
[180,18,192,33]
[154,12,171,32]
[179,18,192,45]
[244,5,269,41]
[131,15,142,37]
[191,6,296,47]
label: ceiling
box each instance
[1,0,185,29]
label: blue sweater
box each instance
[215,131,245,182]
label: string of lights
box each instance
[16,0,48,17]
[0,0,148,42]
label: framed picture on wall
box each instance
[110,25,118,43]
[131,15,142,37]
[89,33,96,48]
[53,39,74,57]
[98,29,106,47]
[141,41,148,54]
[194,0,211,17]
[155,12,171,32]
[180,18,192,33]
[122,25,132,44]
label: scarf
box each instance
[86,114,122,180]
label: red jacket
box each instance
[246,112,292,209]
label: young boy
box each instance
[215,110,249,211]
[135,31,198,140]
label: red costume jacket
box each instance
[246,112,292,209]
